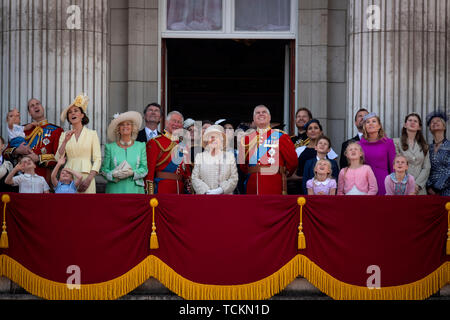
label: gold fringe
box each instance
[0,255,448,300]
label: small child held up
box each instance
[337,142,378,195]
[5,155,50,193]
[51,156,82,194]
[384,155,416,195]
[306,159,337,195]
[7,108,38,148]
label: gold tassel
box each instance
[297,197,306,250]
[446,202,450,255]
[0,194,11,249]
[150,198,159,250]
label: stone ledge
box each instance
[1,276,449,300]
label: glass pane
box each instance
[235,0,291,31]
[167,0,223,31]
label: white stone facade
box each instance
[1,0,448,154]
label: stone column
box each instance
[109,0,159,119]
[0,0,108,143]
[348,0,449,140]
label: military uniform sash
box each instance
[249,130,283,166]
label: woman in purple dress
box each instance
[359,113,396,195]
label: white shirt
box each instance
[12,173,50,194]
[8,124,25,140]
[145,127,159,141]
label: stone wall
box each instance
[297,0,348,154]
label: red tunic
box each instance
[239,129,297,195]
[145,134,191,194]
[3,120,63,184]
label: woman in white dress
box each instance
[393,113,430,195]
[191,125,238,195]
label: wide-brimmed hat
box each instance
[107,111,143,142]
[60,93,89,123]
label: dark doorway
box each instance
[166,39,289,127]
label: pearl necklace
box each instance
[119,140,132,146]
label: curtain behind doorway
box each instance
[167,0,223,31]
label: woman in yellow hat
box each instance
[56,94,102,193]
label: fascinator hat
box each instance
[183,118,195,129]
[303,119,323,132]
[362,112,378,122]
[426,110,448,127]
[60,93,89,123]
[107,111,143,142]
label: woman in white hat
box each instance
[56,93,102,193]
[100,111,148,194]
[191,125,238,194]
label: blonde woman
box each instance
[56,94,102,193]
[359,113,396,195]
[101,111,148,194]
[191,125,238,195]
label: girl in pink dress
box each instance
[384,155,416,195]
[337,142,378,195]
[306,159,337,195]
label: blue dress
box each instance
[427,139,450,196]
[55,181,77,194]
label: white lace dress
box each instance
[191,151,238,194]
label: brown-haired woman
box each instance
[393,113,430,195]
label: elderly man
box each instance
[291,108,312,148]
[144,111,191,194]
[239,105,298,195]
[137,102,162,143]
[3,98,63,184]
[339,108,369,168]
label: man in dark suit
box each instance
[136,103,162,143]
[339,108,369,169]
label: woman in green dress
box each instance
[101,111,148,194]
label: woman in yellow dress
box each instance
[56,94,102,193]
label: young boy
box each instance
[7,108,38,148]
[5,155,50,193]
[51,156,82,193]
[302,136,339,194]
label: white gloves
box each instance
[206,187,224,195]
[0,161,13,180]
[112,168,134,180]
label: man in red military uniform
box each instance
[239,105,298,195]
[145,111,191,194]
[3,98,63,184]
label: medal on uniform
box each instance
[43,138,50,146]
[41,147,47,155]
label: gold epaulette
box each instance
[39,154,56,166]
[274,129,288,135]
